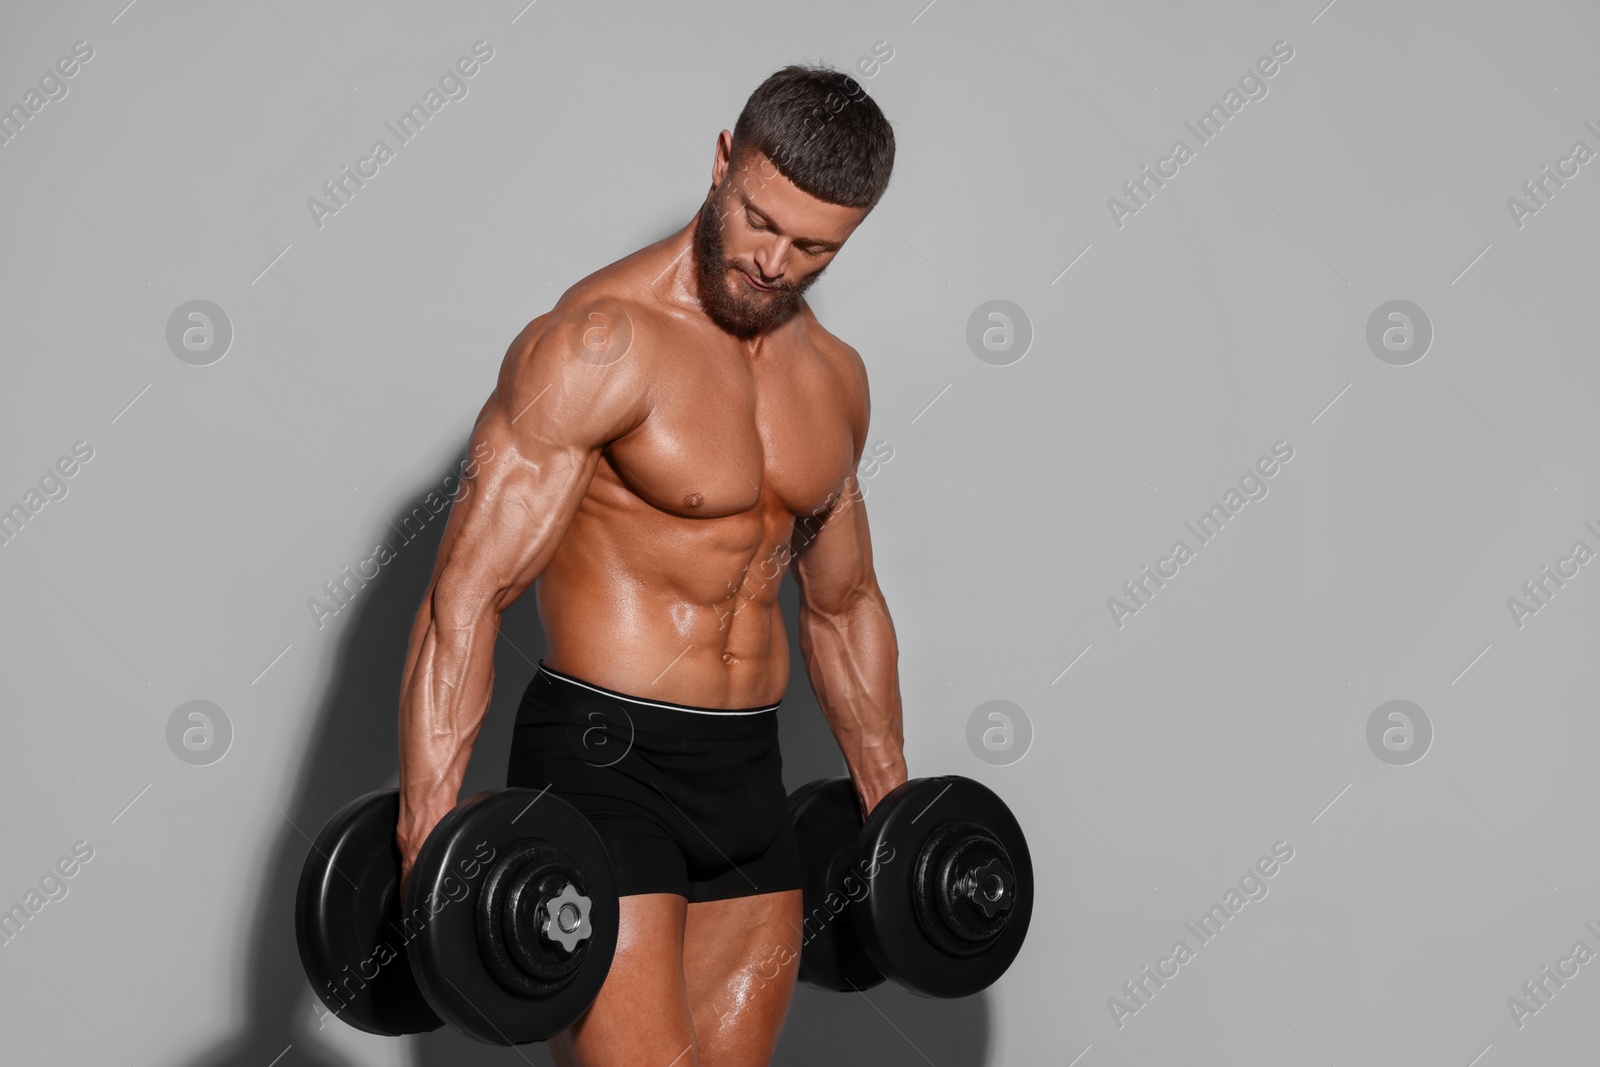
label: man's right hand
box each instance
[396,800,453,902]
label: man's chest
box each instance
[603,343,857,522]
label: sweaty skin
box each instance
[395,129,907,1066]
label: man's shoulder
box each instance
[797,309,867,398]
[504,281,668,377]
[487,283,666,448]
[794,308,870,446]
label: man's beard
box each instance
[692,193,826,338]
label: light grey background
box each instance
[2,0,1597,1064]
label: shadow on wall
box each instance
[181,453,991,1067]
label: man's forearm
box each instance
[798,585,908,815]
[397,591,500,827]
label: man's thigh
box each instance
[682,888,804,1067]
[551,892,699,1067]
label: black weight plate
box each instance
[405,788,619,1045]
[856,776,1033,998]
[788,777,886,992]
[294,789,444,1035]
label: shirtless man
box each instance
[393,65,906,1065]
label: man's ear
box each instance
[711,129,734,187]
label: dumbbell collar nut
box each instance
[540,882,592,952]
[958,857,1014,919]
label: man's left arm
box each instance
[792,469,908,819]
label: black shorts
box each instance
[505,661,805,903]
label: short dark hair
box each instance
[731,64,895,212]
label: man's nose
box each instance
[753,240,791,282]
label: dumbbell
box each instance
[789,775,1032,998]
[294,787,619,1045]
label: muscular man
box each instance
[395,65,905,1065]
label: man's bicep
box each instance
[793,475,877,616]
[428,417,595,617]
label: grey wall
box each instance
[3,0,1598,1064]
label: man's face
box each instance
[693,143,867,338]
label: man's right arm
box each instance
[394,302,648,889]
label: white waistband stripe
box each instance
[537,664,780,716]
